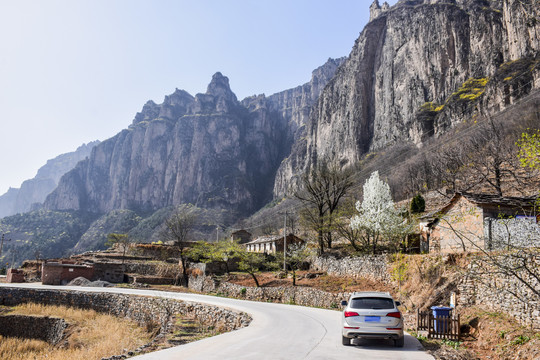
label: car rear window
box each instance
[350,297,394,309]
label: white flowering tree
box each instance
[350,171,409,253]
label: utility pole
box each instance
[283,211,287,272]
[0,233,11,262]
[11,247,18,269]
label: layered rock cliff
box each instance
[43,0,539,217]
[44,60,343,215]
[273,0,540,197]
[0,141,99,217]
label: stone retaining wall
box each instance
[188,274,348,309]
[191,252,540,330]
[458,254,540,330]
[309,255,391,282]
[0,314,67,344]
[0,288,251,341]
[487,218,540,250]
[126,275,175,285]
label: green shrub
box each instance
[410,194,426,213]
[510,335,530,345]
[450,77,489,103]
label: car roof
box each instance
[350,291,393,299]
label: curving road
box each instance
[1,283,434,360]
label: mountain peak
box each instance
[206,72,237,102]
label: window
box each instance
[350,297,394,309]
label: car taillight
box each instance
[344,311,359,318]
[386,312,401,319]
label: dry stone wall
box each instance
[0,314,67,345]
[0,287,251,337]
[309,255,391,282]
[188,274,348,309]
[486,217,540,250]
[188,254,392,309]
[458,254,540,330]
[191,252,540,330]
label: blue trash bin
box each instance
[431,306,452,333]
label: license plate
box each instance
[364,316,380,322]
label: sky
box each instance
[0,0,399,194]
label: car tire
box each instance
[394,336,404,347]
[342,336,350,346]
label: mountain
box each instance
[273,0,540,196]
[0,141,99,217]
[44,59,344,216]
[4,0,537,264]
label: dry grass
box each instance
[0,336,50,358]
[388,254,540,360]
[390,254,467,312]
[0,303,151,360]
[457,306,540,360]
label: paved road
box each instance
[1,284,434,360]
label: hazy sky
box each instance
[0,0,398,194]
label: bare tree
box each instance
[431,143,473,196]
[106,233,132,264]
[466,117,527,196]
[322,163,354,249]
[295,165,330,255]
[237,250,268,287]
[282,243,310,286]
[161,204,199,286]
[334,199,364,252]
[261,223,277,236]
[295,161,354,254]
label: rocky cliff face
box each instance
[45,61,342,215]
[43,0,539,216]
[273,0,540,197]
[0,141,99,217]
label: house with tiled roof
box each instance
[245,234,305,254]
[420,192,539,253]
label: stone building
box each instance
[6,268,25,283]
[42,261,94,285]
[420,192,539,253]
[230,230,252,244]
[245,234,305,254]
[41,260,125,285]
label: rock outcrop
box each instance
[0,141,99,217]
[42,0,540,217]
[273,0,540,197]
[44,61,343,215]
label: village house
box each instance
[41,260,125,285]
[420,192,539,253]
[6,268,25,283]
[245,234,305,254]
[230,229,252,244]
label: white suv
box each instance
[341,291,404,347]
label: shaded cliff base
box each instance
[245,89,540,237]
